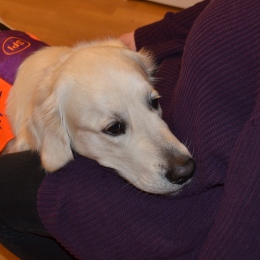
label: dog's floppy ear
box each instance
[39,87,73,172]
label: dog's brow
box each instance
[146,91,160,110]
[112,113,126,123]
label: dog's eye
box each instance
[150,97,160,110]
[103,122,126,136]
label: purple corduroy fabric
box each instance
[38,0,260,259]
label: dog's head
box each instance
[33,40,195,194]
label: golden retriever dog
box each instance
[4,38,195,194]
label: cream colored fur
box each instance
[4,39,193,194]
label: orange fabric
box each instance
[26,33,40,41]
[0,78,14,151]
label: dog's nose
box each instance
[165,157,195,185]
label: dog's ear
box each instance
[127,48,156,82]
[39,88,73,172]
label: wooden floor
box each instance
[1,0,180,46]
[0,1,181,259]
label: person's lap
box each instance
[0,151,74,259]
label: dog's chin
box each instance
[131,181,189,195]
[93,159,190,195]
[113,170,191,195]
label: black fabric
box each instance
[0,151,74,259]
[0,23,11,31]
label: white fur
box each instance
[4,39,193,194]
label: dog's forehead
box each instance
[61,47,157,99]
[63,46,149,80]
[61,46,159,124]
[64,75,158,130]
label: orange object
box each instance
[0,78,15,152]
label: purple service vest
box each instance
[0,23,48,151]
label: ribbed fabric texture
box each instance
[38,0,260,259]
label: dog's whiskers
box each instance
[184,139,195,157]
[119,182,133,192]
